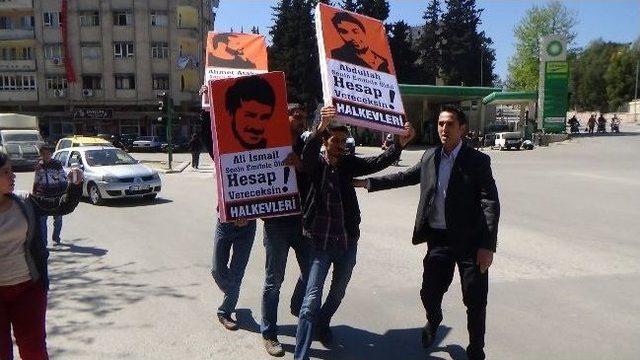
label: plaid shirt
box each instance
[310,158,349,250]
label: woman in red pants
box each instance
[0,150,83,360]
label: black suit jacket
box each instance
[368,145,500,252]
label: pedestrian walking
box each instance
[199,85,257,331]
[0,150,83,360]
[354,106,500,360]
[32,145,67,246]
[189,133,202,169]
[260,103,312,357]
[293,106,414,360]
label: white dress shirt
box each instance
[428,141,463,230]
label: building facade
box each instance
[0,0,213,141]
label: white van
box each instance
[0,113,44,169]
[493,132,523,150]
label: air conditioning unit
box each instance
[52,57,62,66]
[54,89,66,97]
[82,89,94,97]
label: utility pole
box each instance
[635,59,639,100]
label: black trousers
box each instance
[421,231,488,359]
[191,151,200,168]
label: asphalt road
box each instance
[12,126,640,359]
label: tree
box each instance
[571,40,626,111]
[388,21,420,84]
[354,0,390,21]
[417,0,441,84]
[439,0,496,86]
[507,1,578,90]
[341,0,357,11]
[605,46,640,111]
[269,0,323,108]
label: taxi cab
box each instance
[55,135,113,152]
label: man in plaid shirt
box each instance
[294,106,415,360]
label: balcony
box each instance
[0,59,35,71]
[115,89,136,99]
[0,0,33,11]
[0,89,38,102]
[0,28,34,41]
[46,89,68,99]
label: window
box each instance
[81,44,101,59]
[115,74,135,90]
[20,16,35,29]
[43,44,64,60]
[0,47,33,60]
[54,151,69,164]
[0,74,36,91]
[45,75,67,90]
[0,17,11,29]
[113,11,132,26]
[151,42,169,59]
[150,11,168,26]
[82,75,102,90]
[113,42,134,58]
[43,12,61,27]
[80,11,99,27]
[152,74,169,90]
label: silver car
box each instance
[53,146,162,205]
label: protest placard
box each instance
[315,3,407,135]
[209,72,300,222]
[202,32,268,108]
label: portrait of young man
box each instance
[224,76,276,150]
[329,12,390,73]
[208,33,257,69]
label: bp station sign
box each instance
[538,35,569,133]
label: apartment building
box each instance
[0,0,213,140]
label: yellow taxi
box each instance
[55,135,114,152]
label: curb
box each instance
[157,161,191,174]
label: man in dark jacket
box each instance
[33,145,68,245]
[188,133,202,169]
[260,103,313,357]
[294,106,414,360]
[354,106,500,360]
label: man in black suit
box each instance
[354,106,500,360]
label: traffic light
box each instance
[157,92,168,114]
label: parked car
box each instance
[55,135,114,152]
[493,132,523,150]
[161,136,190,153]
[53,146,162,205]
[132,136,163,152]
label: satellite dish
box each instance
[177,56,190,69]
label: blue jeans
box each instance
[260,217,311,340]
[210,219,256,316]
[294,244,358,360]
[39,215,62,244]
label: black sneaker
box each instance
[217,313,239,331]
[421,323,437,349]
[263,338,285,357]
[316,326,333,347]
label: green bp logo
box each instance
[547,40,563,56]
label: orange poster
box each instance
[202,32,268,107]
[315,3,407,134]
[209,72,300,222]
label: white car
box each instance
[132,136,163,152]
[53,146,162,205]
[493,132,523,151]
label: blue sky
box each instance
[214,0,640,81]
